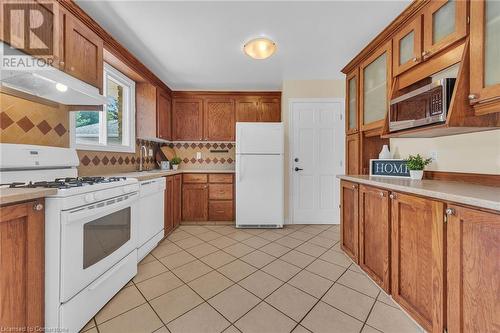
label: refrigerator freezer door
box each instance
[236,122,283,154]
[236,154,283,227]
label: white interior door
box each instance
[291,100,344,224]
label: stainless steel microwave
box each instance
[389,78,456,132]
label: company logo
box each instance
[2,1,54,56]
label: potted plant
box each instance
[405,154,432,180]
[170,156,181,170]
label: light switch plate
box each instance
[196,152,202,159]
[148,149,153,157]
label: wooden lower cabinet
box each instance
[182,183,209,221]
[181,173,234,222]
[164,176,174,234]
[358,185,390,292]
[340,180,359,262]
[447,205,500,333]
[391,192,445,333]
[0,200,44,331]
[173,174,182,228]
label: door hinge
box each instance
[340,160,343,167]
[444,329,448,333]
[444,214,448,224]
[340,114,343,120]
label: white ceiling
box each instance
[76,1,410,91]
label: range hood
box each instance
[0,42,106,106]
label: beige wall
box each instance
[281,79,346,222]
[390,129,500,174]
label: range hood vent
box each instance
[0,42,106,106]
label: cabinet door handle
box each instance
[412,57,418,62]
[379,192,385,197]
[389,194,395,199]
[445,208,455,216]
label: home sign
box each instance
[370,159,410,178]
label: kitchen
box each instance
[0,1,498,333]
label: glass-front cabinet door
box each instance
[360,42,392,130]
[393,16,422,76]
[470,0,500,113]
[423,0,467,59]
[346,69,359,134]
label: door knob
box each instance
[294,167,303,172]
[294,157,299,162]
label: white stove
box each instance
[0,144,139,332]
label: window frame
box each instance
[70,63,136,153]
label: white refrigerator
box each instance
[236,122,284,228]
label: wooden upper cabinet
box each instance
[360,41,391,131]
[470,0,500,113]
[340,180,359,263]
[345,133,360,175]
[258,97,281,122]
[172,98,204,141]
[157,89,172,140]
[0,200,45,331]
[182,184,208,221]
[359,185,390,292]
[204,99,235,141]
[422,0,467,60]
[236,98,260,122]
[346,69,359,134]
[391,192,445,333]
[62,10,103,91]
[393,15,422,76]
[447,205,500,333]
[0,1,63,68]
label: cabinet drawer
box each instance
[209,201,233,221]
[208,174,234,184]
[209,184,233,200]
[183,174,208,183]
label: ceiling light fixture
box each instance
[243,37,276,60]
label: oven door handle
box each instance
[61,192,138,226]
[87,257,128,291]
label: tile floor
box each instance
[81,224,424,333]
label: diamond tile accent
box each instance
[110,156,117,165]
[0,112,14,129]
[36,120,52,134]
[125,156,130,164]
[53,123,67,136]
[118,156,124,165]
[16,116,35,132]
[227,158,234,164]
[190,158,196,163]
[190,143,197,149]
[92,156,100,166]
[220,158,226,164]
[81,155,91,166]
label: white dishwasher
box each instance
[137,177,166,262]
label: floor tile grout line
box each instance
[360,290,382,332]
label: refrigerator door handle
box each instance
[238,155,244,182]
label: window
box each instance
[70,63,136,153]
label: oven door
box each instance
[59,191,138,303]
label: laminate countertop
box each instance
[0,188,57,206]
[338,175,500,212]
[105,169,235,181]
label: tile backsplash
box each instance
[1,93,69,147]
[1,92,235,176]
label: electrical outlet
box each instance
[430,151,438,162]
[148,149,153,157]
[196,152,202,160]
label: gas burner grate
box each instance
[1,176,128,189]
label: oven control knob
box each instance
[84,193,95,203]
